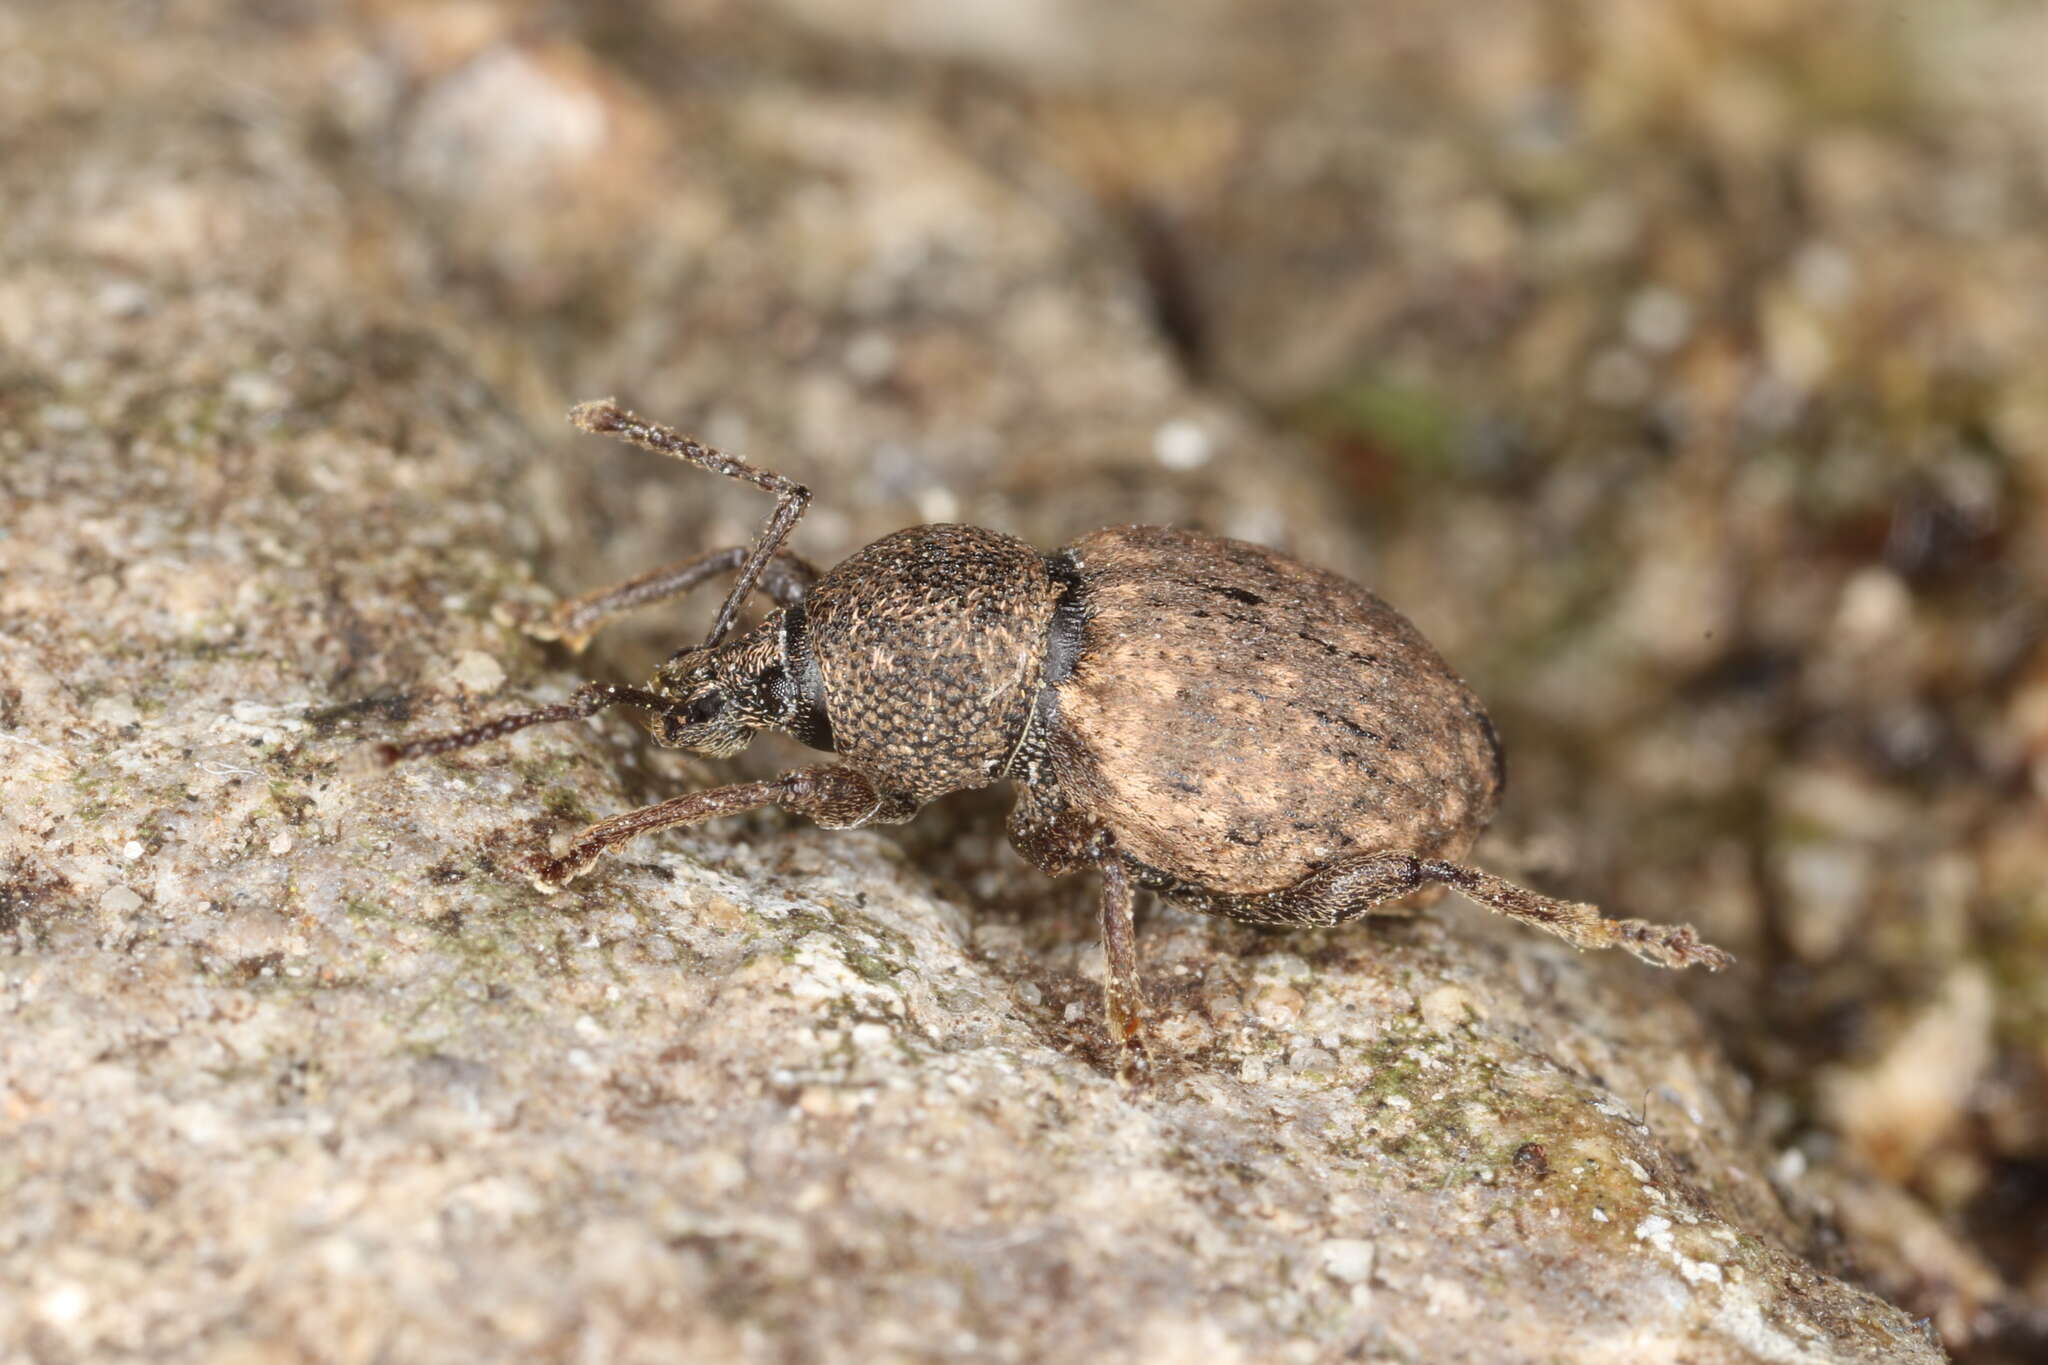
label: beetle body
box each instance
[682,521,1502,922]
[1028,525,1502,905]
[382,402,1730,1053]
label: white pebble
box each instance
[1320,1238,1377,1284]
[1153,419,1213,471]
[38,1281,90,1326]
[449,650,505,695]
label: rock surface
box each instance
[1,3,2020,1361]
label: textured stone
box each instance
[0,4,1989,1363]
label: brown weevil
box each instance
[380,401,1731,1050]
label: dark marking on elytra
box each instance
[1310,708,1382,744]
[1201,582,1265,607]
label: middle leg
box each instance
[1096,855,1147,1047]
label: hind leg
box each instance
[1162,853,1731,971]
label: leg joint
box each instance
[773,766,892,828]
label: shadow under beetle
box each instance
[381,401,1731,1050]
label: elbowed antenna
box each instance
[375,683,666,765]
[381,402,814,768]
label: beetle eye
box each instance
[683,694,727,726]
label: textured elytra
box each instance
[803,524,1060,803]
[1046,525,1503,895]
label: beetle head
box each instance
[648,645,757,757]
[651,613,804,758]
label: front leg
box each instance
[507,545,819,654]
[525,765,910,891]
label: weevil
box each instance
[381,401,1731,1048]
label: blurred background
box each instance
[6,1,2045,1356]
